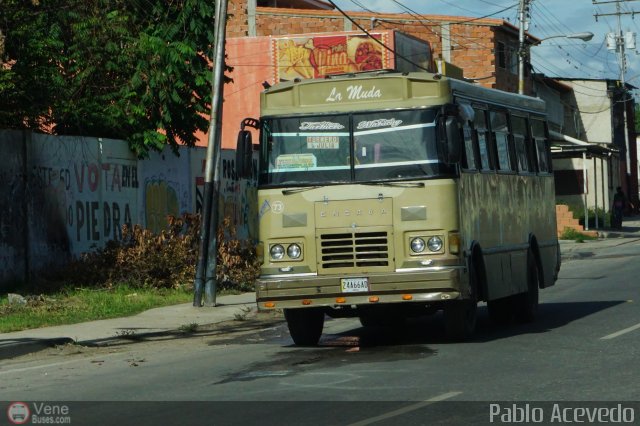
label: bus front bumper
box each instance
[256,266,466,310]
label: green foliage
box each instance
[0,285,192,333]
[565,204,611,228]
[45,214,260,293]
[0,0,226,156]
[559,227,598,242]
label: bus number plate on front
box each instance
[341,277,369,293]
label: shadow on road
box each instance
[210,300,625,385]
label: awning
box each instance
[549,130,591,146]
[549,130,618,158]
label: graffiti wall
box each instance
[0,131,257,291]
[26,134,139,269]
[0,131,27,285]
[193,149,258,240]
[140,148,204,233]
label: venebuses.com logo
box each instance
[7,402,30,425]
[6,401,72,424]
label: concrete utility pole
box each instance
[517,0,530,95]
[595,0,639,205]
[194,0,229,307]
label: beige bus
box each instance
[236,70,561,345]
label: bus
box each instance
[236,70,561,345]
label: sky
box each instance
[331,0,640,88]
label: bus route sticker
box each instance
[275,153,316,170]
[271,201,284,214]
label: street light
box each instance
[518,32,594,94]
[534,32,594,45]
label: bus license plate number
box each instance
[341,278,369,293]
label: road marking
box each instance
[347,391,462,426]
[601,322,640,340]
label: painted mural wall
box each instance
[0,131,257,291]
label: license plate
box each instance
[341,277,369,293]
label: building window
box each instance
[497,42,506,69]
[508,46,518,75]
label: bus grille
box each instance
[319,231,389,269]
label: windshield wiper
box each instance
[282,186,322,195]
[281,181,424,195]
[362,182,425,188]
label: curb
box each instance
[0,337,76,361]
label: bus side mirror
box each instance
[444,116,462,164]
[236,130,253,179]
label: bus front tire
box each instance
[444,266,478,341]
[514,252,539,323]
[284,308,325,346]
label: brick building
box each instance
[212,0,540,149]
[227,0,537,93]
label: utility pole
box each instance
[194,0,229,307]
[595,0,639,208]
[517,0,531,95]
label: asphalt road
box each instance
[1,239,639,425]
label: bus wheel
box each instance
[443,265,478,341]
[284,308,325,346]
[487,297,513,324]
[514,251,539,323]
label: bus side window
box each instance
[531,119,551,173]
[473,109,492,171]
[511,115,531,173]
[462,121,478,171]
[490,110,512,172]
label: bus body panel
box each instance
[256,182,465,309]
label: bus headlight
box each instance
[287,243,302,259]
[427,236,443,252]
[270,244,285,260]
[410,237,426,253]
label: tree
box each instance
[0,0,222,156]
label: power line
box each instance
[325,0,431,72]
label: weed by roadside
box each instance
[1,214,260,333]
[37,214,260,294]
[0,285,192,333]
[178,322,199,334]
[233,306,253,322]
[559,227,598,243]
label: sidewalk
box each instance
[0,292,257,360]
[560,215,640,260]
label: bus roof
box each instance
[260,71,546,117]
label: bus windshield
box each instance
[259,108,453,186]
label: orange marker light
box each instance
[264,302,275,308]
[369,296,380,303]
[402,294,413,301]
[336,297,347,304]
[302,299,312,305]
